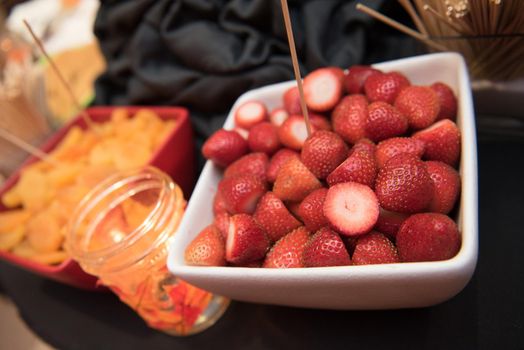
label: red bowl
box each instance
[0,106,195,290]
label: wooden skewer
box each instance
[356,3,448,52]
[280,0,312,137]
[0,128,60,166]
[22,19,95,130]
[398,0,429,35]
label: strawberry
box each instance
[253,192,302,242]
[303,67,343,112]
[301,130,349,179]
[364,71,410,104]
[278,115,317,150]
[351,138,376,156]
[297,188,328,233]
[375,137,425,168]
[202,129,249,167]
[285,200,302,219]
[396,213,461,262]
[303,227,351,267]
[309,113,332,131]
[269,107,289,127]
[266,148,300,183]
[413,119,461,166]
[326,148,377,188]
[374,208,408,240]
[233,127,249,140]
[213,190,228,215]
[273,157,322,202]
[344,65,382,94]
[218,174,267,214]
[283,86,305,115]
[375,153,434,213]
[365,101,409,142]
[431,82,457,121]
[248,122,282,155]
[224,152,269,180]
[213,212,230,239]
[263,226,311,268]
[328,66,345,85]
[231,260,264,268]
[331,94,368,144]
[352,231,399,265]
[184,225,226,266]
[226,214,270,264]
[394,85,440,130]
[426,161,461,214]
[234,100,268,129]
[323,182,379,236]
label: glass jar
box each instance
[66,166,229,336]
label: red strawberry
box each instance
[231,260,264,268]
[309,113,332,131]
[375,137,425,168]
[426,161,461,214]
[214,212,230,239]
[413,119,461,166]
[394,85,440,130]
[253,192,302,242]
[285,200,302,219]
[331,94,368,144]
[303,227,351,267]
[351,138,376,156]
[273,157,322,202]
[326,148,377,188]
[233,127,249,140]
[301,130,349,179]
[328,66,345,85]
[226,214,270,264]
[364,71,410,104]
[323,182,379,236]
[184,225,226,266]
[283,86,305,115]
[365,101,409,142]
[248,122,282,155]
[297,188,328,233]
[396,213,461,262]
[266,148,300,183]
[352,231,400,265]
[224,152,269,180]
[344,65,382,94]
[263,226,311,268]
[234,100,268,129]
[202,129,249,167]
[374,208,408,240]
[375,153,434,213]
[213,190,228,215]
[431,82,457,121]
[218,174,267,214]
[270,107,289,127]
[303,67,343,112]
[278,115,317,150]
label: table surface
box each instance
[1,138,523,350]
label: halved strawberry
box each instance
[431,82,457,121]
[426,161,461,214]
[323,182,379,236]
[224,152,269,181]
[248,122,282,155]
[344,65,382,94]
[326,148,377,188]
[184,225,226,266]
[331,94,368,144]
[273,157,322,202]
[303,227,351,267]
[213,212,230,239]
[253,192,302,242]
[375,137,425,168]
[233,127,249,140]
[303,67,343,112]
[218,174,267,214]
[301,130,349,179]
[374,207,408,240]
[234,100,268,129]
[365,101,408,142]
[278,115,317,150]
[413,119,461,166]
[202,129,249,167]
[226,214,270,264]
[297,188,328,233]
[283,86,305,115]
[364,71,410,104]
[263,226,311,268]
[266,148,300,183]
[352,231,399,265]
[270,107,289,127]
[396,213,461,262]
[394,85,440,130]
[375,153,434,213]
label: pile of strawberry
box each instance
[184,64,462,268]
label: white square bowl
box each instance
[167,52,478,310]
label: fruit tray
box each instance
[167,52,478,309]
